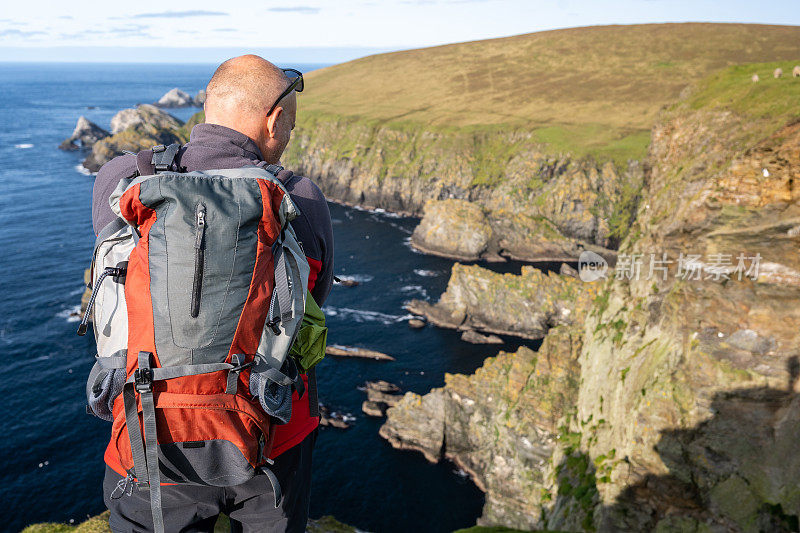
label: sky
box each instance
[0,0,798,63]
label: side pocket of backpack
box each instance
[85,220,135,420]
[289,291,328,372]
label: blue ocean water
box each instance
[0,62,534,532]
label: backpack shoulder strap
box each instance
[264,163,284,176]
[151,143,182,173]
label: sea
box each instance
[0,62,537,532]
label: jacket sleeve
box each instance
[92,154,138,235]
[280,173,334,306]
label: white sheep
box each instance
[752,73,760,83]
[774,68,783,78]
[793,65,800,78]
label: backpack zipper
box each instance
[190,204,206,318]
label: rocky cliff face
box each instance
[284,113,642,262]
[407,263,594,340]
[382,87,800,531]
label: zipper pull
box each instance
[195,205,206,249]
[77,266,125,336]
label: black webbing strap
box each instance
[307,367,319,417]
[151,143,181,173]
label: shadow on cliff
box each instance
[548,357,800,532]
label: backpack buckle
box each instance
[266,318,281,335]
[134,368,153,392]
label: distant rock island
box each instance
[60,103,203,172]
[59,116,109,151]
[154,87,205,108]
[59,87,204,169]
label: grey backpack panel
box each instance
[136,173,265,366]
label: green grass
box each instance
[299,23,800,163]
[685,61,800,121]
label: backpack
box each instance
[79,144,318,532]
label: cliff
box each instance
[284,115,639,261]
[382,61,800,532]
[283,23,800,262]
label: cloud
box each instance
[0,29,45,38]
[266,6,321,13]
[58,26,151,40]
[213,28,237,32]
[58,15,73,20]
[131,10,228,19]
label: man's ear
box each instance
[266,107,283,139]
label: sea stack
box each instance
[154,88,196,108]
[59,116,109,151]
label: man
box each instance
[92,55,334,533]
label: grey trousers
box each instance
[103,429,316,533]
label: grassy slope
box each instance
[299,23,800,163]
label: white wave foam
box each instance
[453,467,469,478]
[69,286,86,296]
[14,143,33,149]
[403,236,423,254]
[57,304,82,323]
[400,285,428,299]
[323,306,412,325]
[75,164,95,176]
[336,274,374,283]
[414,269,439,277]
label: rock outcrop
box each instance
[362,381,403,417]
[283,115,642,262]
[110,104,182,135]
[382,323,587,529]
[411,199,491,260]
[381,65,800,531]
[325,345,395,361]
[461,330,503,344]
[194,89,207,106]
[59,116,109,151]
[83,106,192,172]
[154,88,196,108]
[407,263,595,340]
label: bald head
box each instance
[206,55,289,116]
[204,54,297,164]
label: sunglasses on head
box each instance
[267,68,304,117]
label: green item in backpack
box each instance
[290,291,328,372]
